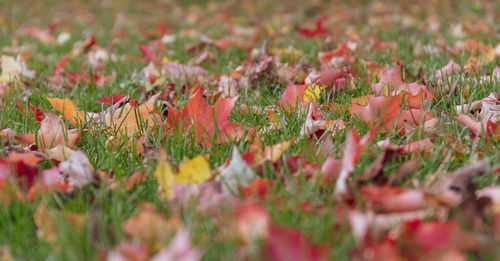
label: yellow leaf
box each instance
[175,155,211,184]
[270,48,303,61]
[153,149,211,199]
[154,149,174,199]
[304,84,322,102]
[46,97,82,125]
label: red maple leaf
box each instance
[371,65,433,108]
[297,19,327,38]
[185,90,253,147]
[351,93,431,133]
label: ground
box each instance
[0,0,499,260]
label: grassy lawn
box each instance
[0,0,499,260]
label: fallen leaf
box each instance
[236,201,270,243]
[37,113,81,151]
[371,65,433,108]
[161,62,206,81]
[186,90,251,147]
[376,138,434,154]
[321,156,341,183]
[104,94,162,138]
[154,148,175,199]
[247,56,277,87]
[479,92,500,124]
[437,160,490,206]
[16,101,45,121]
[170,181,238,214]
[47,145,75,161]
[106,241,150,261]
[335,129,377,194]
[21,26,55,44]
[401,221,475,258]
[217,147,257,195]
[299,103,326,137]
[6,151,44,167]
[297,19,327,38]
[96,94,138,106]
[388,158,420,186]
[248,139,292,166]
[122,203,178,250]
[317,67,347,88]
[270,47,303,61]
[176,155,212,185]
[1,155,40,191]
[266,225,329,261]
[433,60,462,93]
[355,145,401,186]
[280,84,307,111]
[241,178,272,199]
[351,93,431,132]
[0,55,34,83]
[456,113,482,135]
[34,202,87,245]
[0,246,13,261]
[304,84,322,103]
[59,150,93,187]
[46,97,83,125]
[360,186,427,213]
[151,227,202,261]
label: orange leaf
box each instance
[46,97,82,125]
